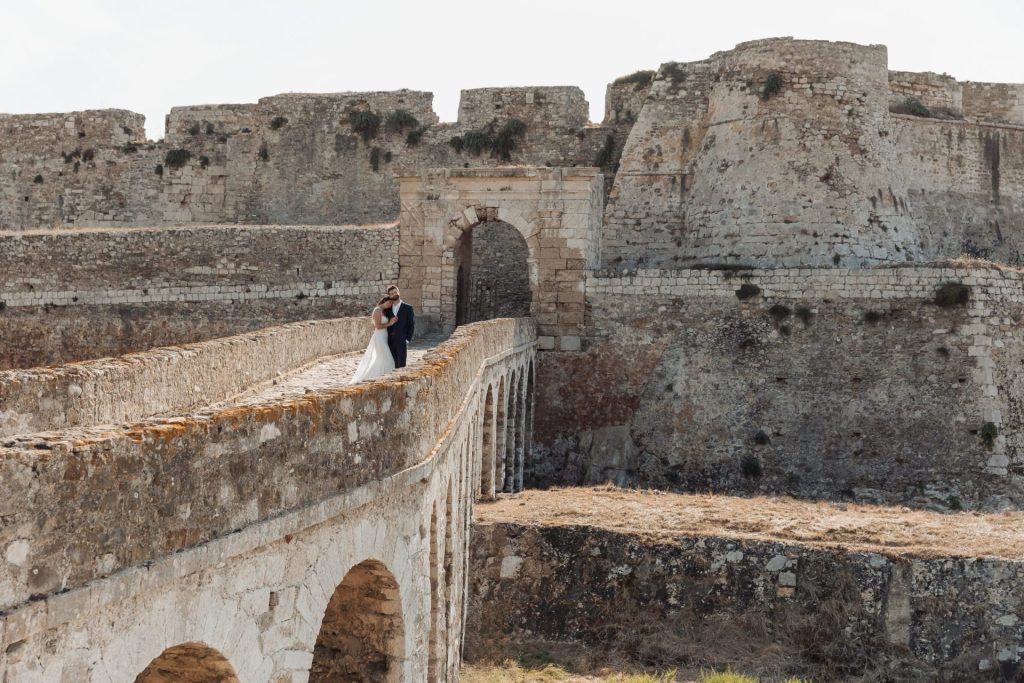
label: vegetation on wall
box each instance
[595,133,616,168]
[348,110,382,143]
[760,72,784,100]
[890,97,963,120]
[164,149,192,168]
[613,70,656,91]
[270,116,289,130]
[449,118,528,161]
[385,109,419,133]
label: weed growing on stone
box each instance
[370,147,381,172]
[735,284,761,300]
[740,454,763,478]
[270,116,288,130]
[934,282,970,307]
[385,109,419,132]
[406,127,427,146]
[348,110,382,143]
[164,149,191,168]
[613,70,656,90]
[760,72,784,100]
[981,422,998,449]
[258,144,269,162]
[32,174,43,184]
[595,133,616,168]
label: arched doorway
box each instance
[454,220,531,326]
[134,642,240,683]
[309,559,405,682]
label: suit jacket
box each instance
[384,302,415,342]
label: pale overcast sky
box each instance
[2,0,1021,140]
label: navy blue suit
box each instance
[384,302,415,368]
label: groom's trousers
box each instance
[388,337,408,368]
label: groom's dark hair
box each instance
[386,284,399,294]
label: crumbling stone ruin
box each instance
[2,37,1024,681]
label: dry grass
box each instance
[475,487,1024,561]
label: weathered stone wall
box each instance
[602,38,923,269]
[888,70,963,116]
[464,221,532,322]
[0,224,397,367]
[893,117,1024,263]
[0,317,535,612]
[964,81,1024,126]
[0,318,371,438]
[0,88,620,231]
[533,266,1024,509]
[468,516,1024,680]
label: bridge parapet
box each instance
[0,317,536,617]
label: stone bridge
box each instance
[0,316,537,682]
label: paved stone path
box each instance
[207,334,447,410]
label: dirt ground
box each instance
[474,486,1024,560]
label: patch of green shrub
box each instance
[348,110,382,143]
[121,142,139,154]
[760,72,784,100]
[206,122,215,135]
[891,98,932,117]
[449,118,528,161]
[258,144,269,162]
[768,303,791,322]
[406,127,427,146]
[613,70,656,90]
[981,421,998,449]
[753,429,771,445]
[947,495,963,511]
[863,310,883,324]
[740,454,763,479]
[935,281,970,307]
[370,147,381,172]
[154,164,163,176]
[164,149,191,168]
[269,116,288,130]
[385,109,419,132]
[188,123,201,136]
[795,305,813,324]
[199,155,210,169]
[32,174,43,184]
[735,283,761,300]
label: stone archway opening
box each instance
[134,642,240,683]
[309,559,405,683]
[454,220,532,326]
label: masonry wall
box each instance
[467,521,1024,680]
[0,224,397,368]
[465,221,532,322]
[533,266,1024,509]
[0,87,620,231]
[0,318,371,438]
[888,71,962,116]
[893,117,1024,263]
[0,317,535,612]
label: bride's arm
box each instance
[372,308,388,330]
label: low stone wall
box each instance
[468,502,1024,680]
[0,317,371,438]
[534,265,1024,509]
[0,317,535,613]
[0,224,398,368]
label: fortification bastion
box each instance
[2,35,1024,681]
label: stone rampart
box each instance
[0,317,535,613]
[964,81,1024,126]
[0,88,618,232]
[0,318,371,438]
[534,265,1024,508]
[469,494,1024,679]
[888,70,962,116]
[893,117,1024,263]
[0,224,397,368]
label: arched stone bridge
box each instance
[0,317,536,682]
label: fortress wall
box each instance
[0,318,371,438]
[468,519,1024,678]
[0,317,536,611]
[0,224,397,368]
[0,110,160,229]
[0,88,618,232]
[963,81,1024,125]
[533,266,1024,508]
[888,70,962,115]
[603,38,922,269]
[893,117,1024,262]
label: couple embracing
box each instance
[348,285,416,384]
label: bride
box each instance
[348,296,398,384]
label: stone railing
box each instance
[0,317,535,613]
[0,318,374,438]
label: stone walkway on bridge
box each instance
[202,334,448,412]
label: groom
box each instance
[383,284,415,368]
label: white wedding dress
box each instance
[348,325,395,384]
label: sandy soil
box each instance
[475,486,1024,560]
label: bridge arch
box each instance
[134,642,240,683]
[453,218,533,326]
[309,558,405,683]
